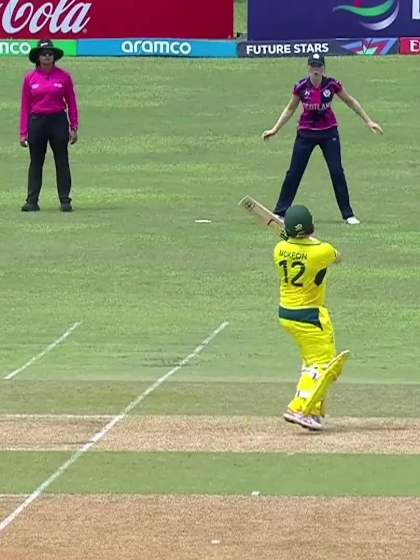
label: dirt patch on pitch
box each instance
[1,495,419,560]
[0,496,27,523]
[0,416,108,451]
[1,415,420,454]
[98,415,420,454]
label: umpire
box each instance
[262,53,383,225]
[19,39,79,212]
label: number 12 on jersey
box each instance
[278,260,305,287]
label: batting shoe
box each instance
[283,410,303,426]
[283,410,324,432]
[305,416,324,432]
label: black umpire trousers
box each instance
[273,130,354,219]
[27,111,72,204]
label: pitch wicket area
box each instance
[1,413,420,560]
[1,337,420,558]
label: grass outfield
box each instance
[0,54,419,556]
[0,56,418,387]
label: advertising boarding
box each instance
[248,0,420,41]
[0,0,233,39]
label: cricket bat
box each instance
[238,195,285,235]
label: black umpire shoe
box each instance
[21,202,40,212]
[60,202,73,212]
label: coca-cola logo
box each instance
[0,0,92,34]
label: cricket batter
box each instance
[274,204,349,431]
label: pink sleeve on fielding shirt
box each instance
[19,74,31,138]
[292,79,306,96]
[64,72,79,131]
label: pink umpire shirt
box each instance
[19,66,79,138]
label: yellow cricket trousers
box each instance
[279,306,336,415]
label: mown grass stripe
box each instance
[35,451,420,497]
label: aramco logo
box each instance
[333,0,399,30]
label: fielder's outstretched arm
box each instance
[262,94,300,140]
[337,88,383,134]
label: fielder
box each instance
[274,205,349,431]
[262,53,383,225]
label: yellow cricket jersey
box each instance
[273,237,337,309]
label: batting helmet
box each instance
[284,205,314,237]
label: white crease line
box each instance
[3,322,82,380]
[0,321,229,535]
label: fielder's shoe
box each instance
[345,216,360,225]
[60,202,73,212]
[21,202,40,212]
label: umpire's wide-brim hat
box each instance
[29,39,64,63]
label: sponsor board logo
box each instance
[0,38,76,55]
[238,38,399,58]
[0,39,31,54]
[78,39,237,58]
[240,41,331,57]
[400,37,420,54]
[0,0,92,35]
[333,0,399,31]
[338,37,398,54]
[121,40,192,56]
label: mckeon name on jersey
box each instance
[273,237,337,312]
